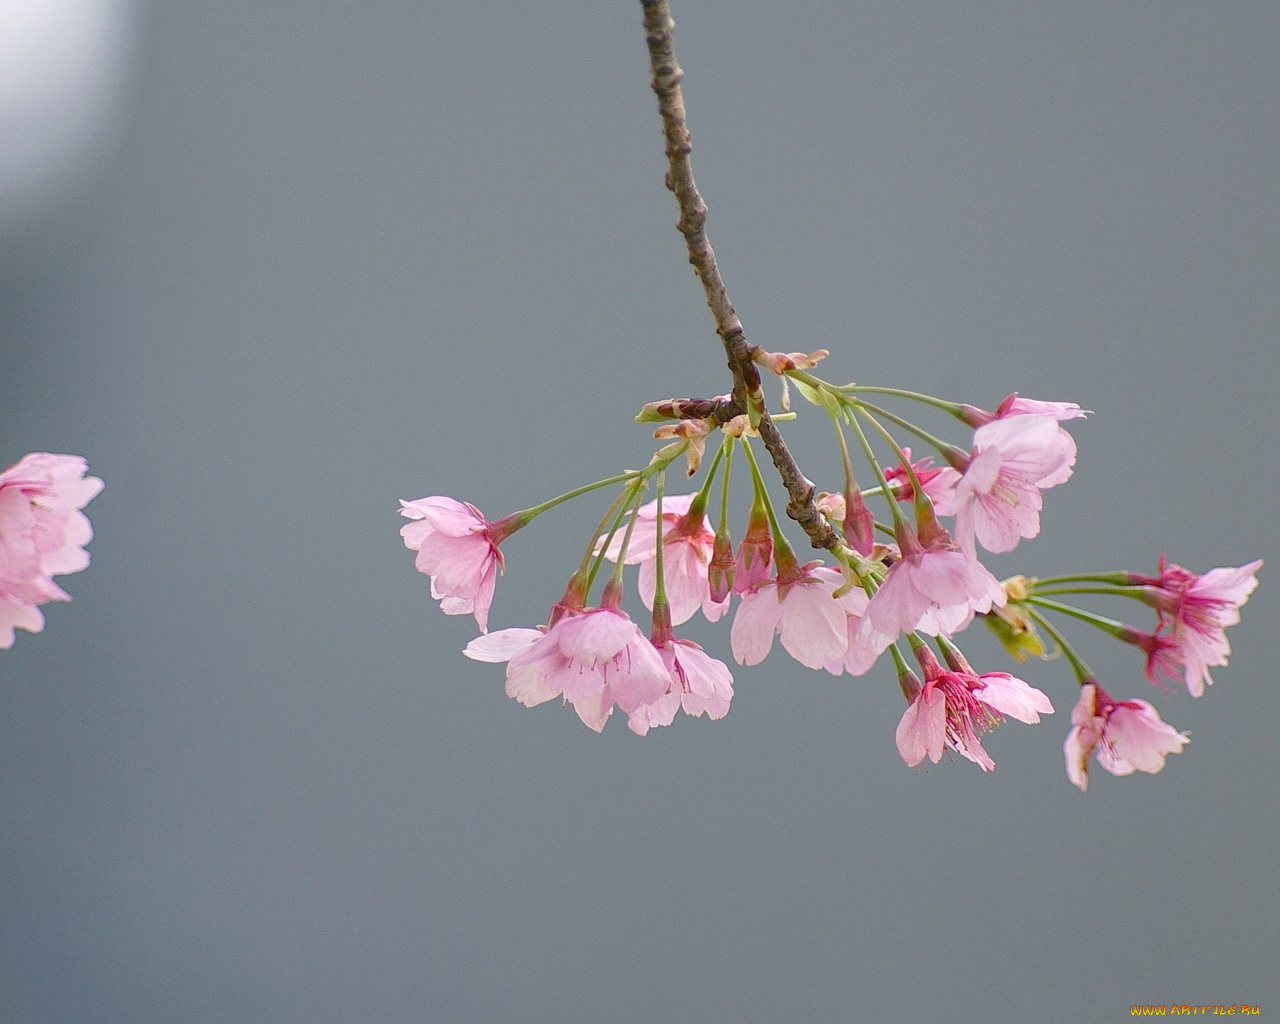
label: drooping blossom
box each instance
[856,525,1006,655]
[1134,557,1262,697]
[730,564,854,670]
[0,452,103,649]
[1064,682,1189,791]
[628,636,734,737]
[465,606,669,733]
[930,414,1076,557]
[733,505,773,594]
[822,580,879,677]
[959,392,1088,428]
[600,493,728,625]
[400,496,518,632]
[895,649,1053,771]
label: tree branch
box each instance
[640,0,837,552]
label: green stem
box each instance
[837,384,965,418]
[1025,596,1128,642]
[1025,608,1094,684]
[740,437,792,557]
[846,398,957,460]
[844,406,908,529]
[515,469,648,522]
[1032,572,1134,588]
[1030,585,1150,602]
[583,479,646,595]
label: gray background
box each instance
[3,2,1278,1022]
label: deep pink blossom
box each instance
[856,539,1006,655]
[931,415,1076,557]
[730,565,853,670]
[1064,682,1189,791]
[464,608,669,733]
[600,493,728,625]
[896,653,1053,771]
[881,448,952,505]
[628,637,734,736]
[0,453,103,648]
[1136,558,1262,697]
[400,496,510,632]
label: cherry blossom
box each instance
[931,414,1076,557]
[960,393,1088,427]
[730,565,851,670]
[600,493,728,625]
[896,651,1053,771]
[1064,682,1189,791]
[1136,558,1263,697]
[0,452,103,648]
[856,533,1006,655]
[733,506,774,594]
[464,607,669,733]
[628,637,734,736]
[400,496,511,632]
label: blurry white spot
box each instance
[0,0,131,232]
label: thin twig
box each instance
[640,0,837,552]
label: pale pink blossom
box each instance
[896,654,1053,771]
[464,608,669,733]
[821,581,879,677]
[856,542,1006,655]
[400,496,512,632]
[960,393,1088,427]
[931,415,1076,557]
[1136,558,1262,697]
[0,453,103,648]
[600,493,728,625]
[628,638,734,736]
[1064,682,1189,791]
[730,565,851,670]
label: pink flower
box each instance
[400,496,512,632]
[1137,558,1262,697]
[627,637,734,736]
[1064,682,1189,791]
[464,608,669,733]
[600,493,728,625]
[821,582,879,677]
[856,540,1006,655]
[931,415,1076,557]
[733,506,774,594]
[960,393,1088,427]
[896,654,1053,771]
[0,453,103,649]
[881,448,952,505]
[730,565,852,670]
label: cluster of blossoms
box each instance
[399,370,1260,790]
[0,452,102,648]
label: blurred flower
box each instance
[0,452,102,648]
